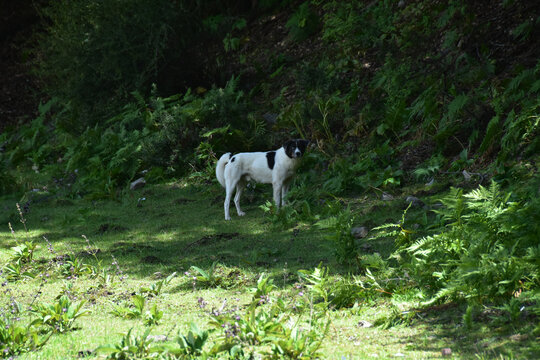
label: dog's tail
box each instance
[215,152,231,188]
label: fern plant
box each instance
[393,181,539,306]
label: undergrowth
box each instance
[1,0,540,357]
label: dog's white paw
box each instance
[238,211,246,216]
[225,215,232,221]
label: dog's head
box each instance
[284,139,309,159]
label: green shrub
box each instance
[110,295,146,320]
[30,295,90,333]
[0,317,50,357]
[166,323,210,358]
[286,1,320,42]
[317,204,357,268]
[97,328,161,359]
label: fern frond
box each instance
[479,116,501,153]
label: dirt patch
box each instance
[183,232,240,252]
[54,199,75,207]
[398,140,435,172]
[112,241,154,254]
[174,197,195,205]
[51,254,70,263]
[211,195,224,205]
[199,232,239,244]
[141,255,163,264]
[98,223,129,234]
[75,248,102,258]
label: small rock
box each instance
[431,202,444,210]
[262,113,278,124]
[357,320,373,328]
[462,170,472,181]
[398,0,406,8]
[130,177,146,190]
[382,192,394,201]
[425,177,435,186]
[137,197,146,207]
[405,196,424,208]
[441,348,452,356]
[351,226,369,239]
[509,334,528,342]
[147,335,167,342]
[359,243,373,252]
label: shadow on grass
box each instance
[386,303,540,359]
[0,183,338,284]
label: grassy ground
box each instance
[0,181,538,359]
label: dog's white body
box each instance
[216,140,308,220]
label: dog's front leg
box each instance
[273,182,283,209]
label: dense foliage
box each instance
[1,0,539,357]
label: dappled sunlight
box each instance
[1,183,333,281]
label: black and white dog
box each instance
[216,139,309,220]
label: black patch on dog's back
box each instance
[230,156,236,163]
[266,151,276,169]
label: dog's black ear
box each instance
[298,139,310,152]
[283,140,294,149]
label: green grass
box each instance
[0,182,538,359]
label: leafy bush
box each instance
[207,273,329,359]
[10,241,36,265]
[316,204,357,268]
[286,1,320,42]
[60,256,94,279]
[3,262,35,282]
[97,328,161,360]
[0,317,50,358]
[140,272,177,297]
[30,295,90,333]
[143,304,163,326]
[166,323,210,358]
[142,76,258,172]
[111,295,146,320]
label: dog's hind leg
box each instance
[224,181,235,221]
[234,179,246,216]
